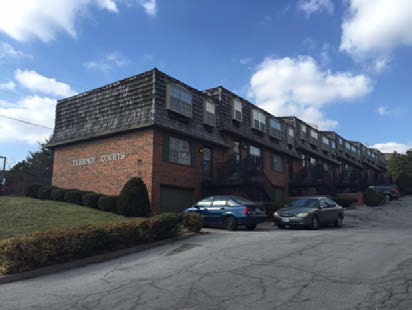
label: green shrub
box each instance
[332,197,357,208]
[24,184,43,198]
[82,193,102,209]
[363,188,385,206]
[263,201,287,219]
[98,195,118,213]
[50,188,65,201]
[0,213,186,275]
[140,213,183,241]
[182,212,202,232]
[37,185,58,200]
[63,190,84,205]
[117,177,151,217]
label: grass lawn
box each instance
[0,196,134,240]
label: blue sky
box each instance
[0,0,411,168]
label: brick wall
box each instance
[52,129,154,198]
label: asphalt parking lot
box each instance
[1,197,412,310]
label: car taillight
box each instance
[393,189,400,194]
[244,207,251,215]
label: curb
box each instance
[0,232,199,285]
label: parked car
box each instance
[184,195,266,231]
[273,196,344,230]
[368,185,400,202]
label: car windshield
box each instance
[288,198,319,208]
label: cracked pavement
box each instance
[1,197,412,309]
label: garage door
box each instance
[159,186,195,213]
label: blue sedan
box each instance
[184,195,266,230]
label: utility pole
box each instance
[0,156,6,193]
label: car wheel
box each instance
[224,216,237,231]
[311,216,320,230]
[277,224,285,229]
[334,215,343,228]
[245,224,256,230]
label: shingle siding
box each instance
[49,70,155,146]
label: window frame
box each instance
[251,109,266,132]
[168,136,191,166]
[203,99,216,127]
[232,98,243,122]
[271,153,284,173]
[166,83,193,118]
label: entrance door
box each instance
[202,147,212,176]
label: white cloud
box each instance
[0,42,30,61]
[377,106,392,116]
[340,0,412,62]
[297,0,334,17]
[0,96,55,144]
[248,56,372,130]
[84,52,130,73]
[15,69,76,98]
[240,58,253,65]
[0,0,156,42]
[139,0,157,17]
[372,142,412,154]
[0,81,15,91]
[258,15,272,25]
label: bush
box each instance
[63,189,85,205]
[332,197,357,208]
[98,195,118,213]
[24,184,43,198]
[182,212,202,232]
[37,185,58,200]
[82,193,102,209]
[363,188,385,206]
[117,177,151,217]
[0,214,185,275]
[50,188,65,201]
[140,213,183,241]
[263,201,287,219]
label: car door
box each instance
[318,198,335,225]
[325,198,341,223]
[210,197,229,225]
[194,197,213,225]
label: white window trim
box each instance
[310,130,318,139]
[232,98,242,122]
[169,137,191,166]
[203,100,216,127]
[166,83,193,118]
[252,109,266,132]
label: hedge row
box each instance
[0,212,201,275]
[24,177,152,217]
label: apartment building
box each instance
[48,68,387,213]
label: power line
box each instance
[0,114,53,129]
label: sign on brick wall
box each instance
[72,152,126,167]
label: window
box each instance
[301,154,306,167]
[249,145,261,157]
[310,157,317,165]
[212,198,228,207]
[310,129,318,139]
[196,197,213,207]
[166,84,193,118]
[269,118,281,137]
[272,154,283,172]
[339,137,343,145]
[252,109,266,132]
[232,98,242,122]
[323,163,329,171]
[331,141,336,149]
[301,124,307,133]
[346,142,351,151]
[203,100,215,127]
[288,128,294,137]
[169,137,191,165]
[322,137,329,145]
